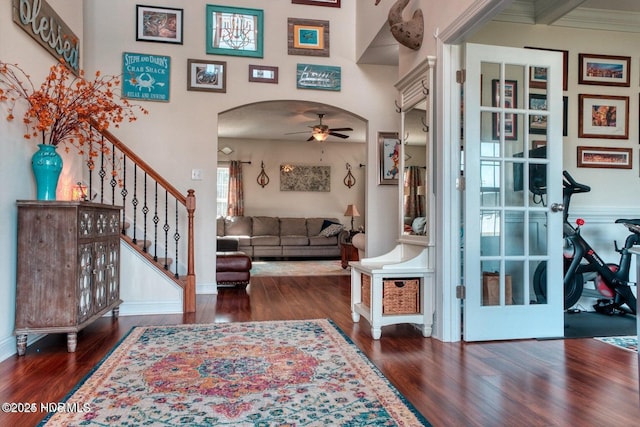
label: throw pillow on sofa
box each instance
[319,223,344,237]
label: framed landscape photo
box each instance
[136,5,183,44]
[577,146,632,169]
[292,0,341,7]
[288,18,330,57]
[187,59,226,93]
[206,5,263,58]
[525,47,569,91]
[578,94,629,139]
[579,53,630,87]
[249,65,278,83]
[492,79,517,140]
[379,132,400,185]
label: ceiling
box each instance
[218,0,640,145]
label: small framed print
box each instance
[578,94,629,139]
[288,18,330,57]
[249,65,278,83]
[577,146,632,169]
[379,132,400,185]
[579,53,630,87]
[292,0,341,7]
[187,59,226,93]
[136,5,183,44]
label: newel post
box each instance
[184,189,196,313]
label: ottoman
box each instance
[216,251,252,287]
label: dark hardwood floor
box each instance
[1,275,638,426]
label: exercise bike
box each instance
[533,171,638,315]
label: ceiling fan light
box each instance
[312,131,328,142]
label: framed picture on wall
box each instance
[136,5,183,44]
[287,18,330,56]
[292,0,341,7]
[492,79,517,140]
[205,5,264,57]
[249,65,278,83]
[529,94,547,135]
[187,59,226,93]
[579,53,630,87]
[379,132,400,185]
[578,94,629,139]
[577,146,632,169]
[524,47,569,91]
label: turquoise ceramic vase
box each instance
[31,144,63,200]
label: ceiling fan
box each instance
[286,113,353,142]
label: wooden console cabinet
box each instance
[15,201,123,355]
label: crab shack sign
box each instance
[12,0,80,75]
[122,52,171,102]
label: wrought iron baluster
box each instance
[142,172,148,252]
[120,156,128,235]
[87,139,94,203]
[163,190,169,270]
[153,182,159,261]
[132,165,138,244]
[99,140,106,203]
[174,198,180,278]
[110,147,117,204]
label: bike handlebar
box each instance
[563,171,591,193]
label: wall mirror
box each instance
[395,57,435,246]
[400,100,428,241]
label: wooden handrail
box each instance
[92,122,187,206]
[91,120,197,313]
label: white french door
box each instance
[463,43,564,341]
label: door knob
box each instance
[550,203,564,212]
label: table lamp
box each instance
[344,204,360,231]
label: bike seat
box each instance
[615,218,640,225]
[615,219,640,234]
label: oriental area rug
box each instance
[40,319,431,426]
[595,335,638,353]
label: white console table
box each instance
[350,243,434,339]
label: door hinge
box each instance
[456,69,466,84]
[456,285,465,299]
[457,176,465,191]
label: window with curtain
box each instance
[216,166,229,217]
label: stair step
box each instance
[134,240,153,249]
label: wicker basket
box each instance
[361,273,371,308]
[382,278,420,314]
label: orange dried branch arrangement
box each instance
[0,60,148,157]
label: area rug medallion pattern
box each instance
[40,319,430,426]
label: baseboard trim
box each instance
[116,300,183,316]
[197,282,219,295]
[0,333,46,362]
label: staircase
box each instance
[85,122,196,312]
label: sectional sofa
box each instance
[216,216,344,258]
